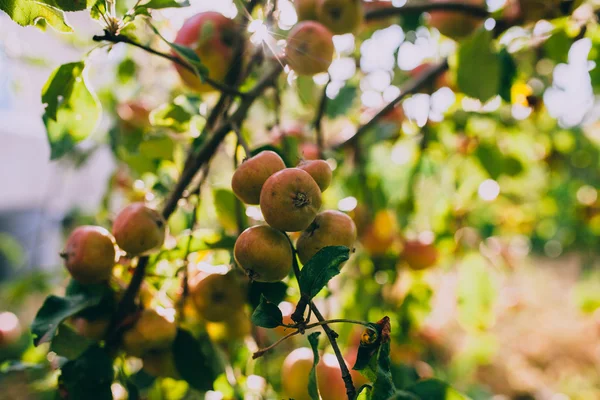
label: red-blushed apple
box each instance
[281,347,314,400]
[61,226,116,284]
[286,21,334,76]
[112,203,166,255]
[317,0,363,35]
[402,239,439,270]
[173,12,241,93]
[427,0,485,40]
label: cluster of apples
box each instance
[231,150,357,281]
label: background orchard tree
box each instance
[0,0,600,399]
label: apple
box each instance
[427,0,485,40]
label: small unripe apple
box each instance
[402,239,439,270]
[189,272,247,322]
[112,203,166,255]
[173,12,242,93]
[61,226,116,284]
[317,0,363,35]
[232,151,286,205]
[0,312,22,348]
[234,225,293,282]
[122,309,177,357]
[260,168,322,232]
[281,347,314,400]
[295,0,319,21]
[72,317,110,341]
[142,350,180,379]
[296,210,356,264]
[427,0,484,40]
[297,160,332,192]
[286,21,334,76]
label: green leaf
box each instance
[457,28,500,102]
[172,329,222,391]
[475,144,522,179]
[296,75,316,105]
[139,0,189,9]
[298,246,350,299]
[52,0,96,11]
[50,324,93,360]
[326,85,357,119]
[307,332,321,400]
[213,188,246,233]
[457,253,497,331]
[89,0,106,19]
[139,136,175,161]
[248,281,289,308]
[406,379,470,400]
[0,0,72,31]
[150,102,193,132]
[251,295,283,328]
[42,61,101,159]
[149,24,209,80]
[388,391,420,400]
[31,283,111,346]
[59,345,113,400]
[498,49,517,103]
[371,341,396,400]
[117,58,137,84]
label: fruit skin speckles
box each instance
[259,168,322,232]
[112,202,166,255]
[234,225,293,282]
[61,225,116,284]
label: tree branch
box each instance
[92,31,247,98]
[313,80,330,159]
[332,59,449,150]
[364,2,490,21]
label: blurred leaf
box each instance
[326,85,357,119]
[59,345,113,400]
[150,101,194,132]
[42,62,101,159]
[248,281,288,308]
[405,379,469,400]
[475,144,522,180]
[50,324,93,360]
[251,295,283,328]
[137,0,189,14]
[0,0,73,31]
[397,280,432,342]
[139,136,175,160]
[117,58,137,84]
[353,322,382,373]
[544,28,571,64]
[296,75,316,105]
[457,253,497,331]
[52,0,96,11]
[214,188,245,233]
[32,283,112,346]
[128,369,156,391]
[498,49,517,103]
[307,332,321,400]
[457,28,500,102]
[173,329,222,391]
[298,246,350,299]
[149,24,209,80]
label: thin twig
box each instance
[332,60,449,150]
[232,123,252,156]
[252,330,301,359]
[284,234,356,400]
[364,3,490,21]
[313,79,330,159]
[92,31,246,97]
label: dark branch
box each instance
[365,3,490,21]
[313,80,330,159]
[92,31,247,98]
[332,59,449,150]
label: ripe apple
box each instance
[112,203,166,255]
[0,312,22,348]
[61,226,116,284]
[282,347,313,400]
[173,12,242,92]
[427,0,485,40]
[402,239,439,270]
[286,21,334,76]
